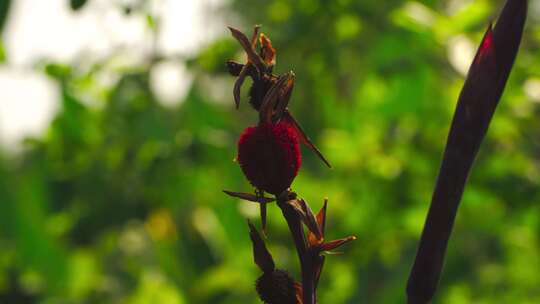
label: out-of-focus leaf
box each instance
[0,0,10,34]
[146,14,156,29]
[70,0,88,11]
[0,41,6,63]
[190,38,238,73]
[44,63,72,80]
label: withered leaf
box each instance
[223,190,275,203]
[248,220,275,273]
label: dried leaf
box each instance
[226,60,244,76]
[287,199,306,216]
[307,230,321,247]
[260,33,276,66]
[273,72,295,120]
[294,283,303,304]
[317,199,328,237]
[228,26,266,70]
[313,255,325,288]
[233,65,250,109]
[259,73,292,123]
[248,220,275,273]
[223,190,275,203]
[282,111,331,168]
[287,199,322,241]
[299,199,321,240]
[308,199,328,246]
[251,25,261,48]
[319,236,356,252]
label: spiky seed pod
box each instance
[256,269,297,304]
[237,122,301,195]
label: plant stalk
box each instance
[277,193,316,304]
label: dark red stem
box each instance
[277,193,317,304]
[406,0,527,303]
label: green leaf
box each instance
[0,0,11,34]
[44,63,72,79]
[70,0,88,11]
[0,41,6,63]
[146,14,156,30]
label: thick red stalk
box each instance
[407,0,527,303]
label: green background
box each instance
[0,0,539,303]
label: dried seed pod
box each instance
[237,122,301,196]
[256,269,297,304]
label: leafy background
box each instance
[0,0,539,303]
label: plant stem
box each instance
[406,1,527,302]
[277,193,316,304]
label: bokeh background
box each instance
[0,0,539,303]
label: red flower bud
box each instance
[237,121,301,196]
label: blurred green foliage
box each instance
[0,0,539,303]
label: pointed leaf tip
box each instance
[228,26,266,70]
[299,199,323,240]
[317,199,328,236]
[319,235,357,252]
[474,25,494,66]
[250,25,261,48]
[227,26,240,34]
[248,220,275,273]
[260,33,276,66]
[282,111,332,168]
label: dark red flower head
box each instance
[227,26,331,171]
[225,26,330,232]
[238,122,301,196]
